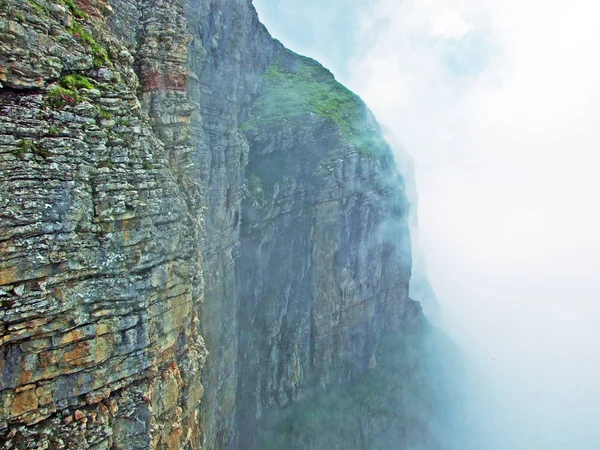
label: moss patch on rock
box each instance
[60,73,94,90]
[45,86,83,108]
[65,16,111,67]
[45,74,95,108]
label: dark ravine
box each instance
[0,0,463,449]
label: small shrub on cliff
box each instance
[246,174,266,206]
[60,74,94,90]
[46,86,82,109]
[12,139,32,157]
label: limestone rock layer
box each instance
[0,0,442,448]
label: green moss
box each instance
[46,74,95,109]
[45,86,82,109]
[241,51,389,156]
[116,117,131,126]
[15,13,25,22]
[142,160,152,170]
[61,0,89,20]
[96,108,113,120]
[91,43,110,68]
[47,126,60,137]
[13,139,51,158]
[66,19,111,68]
[60,74,93,90]
[66,21,92,44]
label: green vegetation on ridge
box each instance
[242,51,389,156]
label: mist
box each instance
[254,0,600,448]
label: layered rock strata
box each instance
[0,0,450,448]
[0,0,205,447]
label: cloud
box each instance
[429,9,470,39]
[347,0,600,448]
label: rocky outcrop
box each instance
[0,0,205,447]
[0,0,460,448]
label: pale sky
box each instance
[254,1,600,448]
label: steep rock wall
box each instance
[235,49,415,447]
[0,0,206,447]
[184,1,275,446]
[0,0,451,448]
[180,1,419,445]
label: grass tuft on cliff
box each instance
[13,139,51,159]
[60,73,94,90]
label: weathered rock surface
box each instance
[0,0,205,447]
[0,0,459,448]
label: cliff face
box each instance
[235,50,416,446]
[0,0,206,447]
[0,0,456,449]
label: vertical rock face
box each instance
[0,0,458,449]
[0,0,205,447]
[235,49,415,447]
[184,2,275,446]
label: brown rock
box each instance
[0,267,16,286]
[11,389,39,417]
[107,399,118,414]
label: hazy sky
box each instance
[254,0,600,448]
